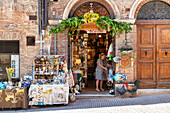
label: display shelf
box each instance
[33,55,67,83]
[30,55,69,106]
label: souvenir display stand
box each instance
[29,55,69,105]
[71,34,87,88]
[0,88,28,110]
[0,68,29,110]
[73,70,83,91]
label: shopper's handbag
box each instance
[104,70,108,80]
[69,88,76,102]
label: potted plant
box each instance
[118,46,133,54]
[118,33,133,54]
[6,67,14,82]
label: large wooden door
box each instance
[137,25,170,88]
[157,25,170,88]
[137,25,156,88]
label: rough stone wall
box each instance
[0,0,39,78]
[114,0,134,19]
[115,25,137,82]
[48,0,69,20]
[46,0,69,57]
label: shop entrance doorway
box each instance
[67,2,115,94]
[71,32,115,94]
[85,34,114,93]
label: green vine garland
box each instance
[49,16,133,37]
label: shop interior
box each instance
[0,41,20,82]
[71,33,115,94]
[0,55,11,81]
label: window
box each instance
[29,15,37,20]
[0,55,20,80]
[27,36,35,46]
[0,41,19,54]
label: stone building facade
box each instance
[45,0,170,88]
[0,0,40,80]
[0,0,170,88]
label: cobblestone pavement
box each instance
[1,94,170,113]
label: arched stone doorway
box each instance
[63,0,120,19]
[69,2,111,18]
[67,2,116,93]
[136,1,170,88]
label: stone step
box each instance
[115,84,170,97]
[76,89,170,99]
[137,89,170,96]
[75,94,115,99]
[117,89,170,98]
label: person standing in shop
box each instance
[95,53,108,92]
[94,49,100,73]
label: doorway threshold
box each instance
[137,89,170,96]
[75,94,115,99]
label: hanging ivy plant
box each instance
[49,12,133,37]
[96,16,132,37]
[49,17,84,37]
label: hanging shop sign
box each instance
[120,54,131,68]
[87,30,106,34]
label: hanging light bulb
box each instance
[99,35,102,38]
[90,3,94,13]
[90,9,94,13]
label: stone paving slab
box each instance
[13,103,170,113]
[1,94,170,112]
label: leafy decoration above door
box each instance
[49,12,133,37]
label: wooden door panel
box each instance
[157,84,170,88]
[137,25,156,88]
[139,83,156,88]
[140,28,154,45]
[158,63,170,80]
[139,48,153,60]
[159,48,170,59]
[139,63,153,80]
[158,28,170,45]
[157,25,170,46]
[157,25,170,88]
